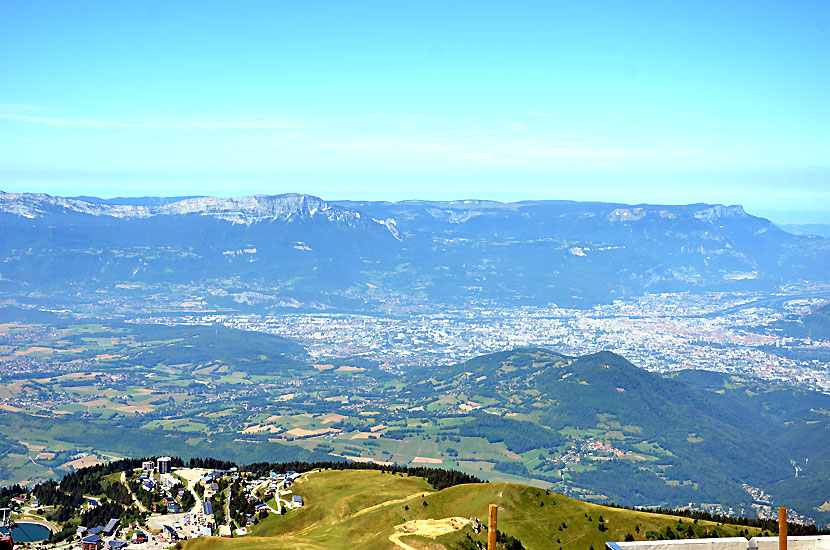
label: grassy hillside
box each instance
[183,469,761,550]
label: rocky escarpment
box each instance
[0,191,401,237]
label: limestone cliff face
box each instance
[0,191,400,238]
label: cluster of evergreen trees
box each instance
[32,480,84,523]
[226,479,258,528]
[187,456,236,470]
[79,501,124,528]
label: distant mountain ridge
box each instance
[68,195,206,206]
[1,191,827,308]
[0,190,400,235]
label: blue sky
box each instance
[1,1,829,219]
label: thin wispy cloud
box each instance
[234,132,703,162]
[0,109,308,130]
[0,106,709,165]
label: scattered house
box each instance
[141,460,154,471]
[219,525,232,538]
[107,540,129,549]
[202,501,213,516]
[86,498,99,508]
[10,496,26,505]
[168,503,182,514]
[76,526,88,537]
[130,532,147,544]
[87,526,104,536]
[81,534,103,550]
[103,518,120,537]
[292,495,304,508]
[30,498,39,507]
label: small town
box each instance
[3,457,308,549]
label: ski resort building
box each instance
[157,456,171,474]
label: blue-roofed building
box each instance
[88,526,103,535]
[103,518,119,537]
[107,540,129,549]
[81,534,103,550]
[292,495,304,507]
[202,501,213,515]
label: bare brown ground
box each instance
[14,346,54,356]
[58,454,107,471]
[389,517,469,549]
[321,414,347,424]
[411,457,442,464]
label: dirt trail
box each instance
[345,491,432,520]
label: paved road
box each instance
[224,484,231,526]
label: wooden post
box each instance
[488,504,498,550]
[778,507,787,550]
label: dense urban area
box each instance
[137,288,830,392]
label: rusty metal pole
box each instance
[778,507,787,550]
[488,504,498,550]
